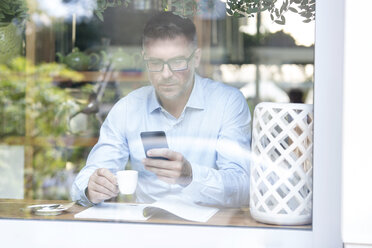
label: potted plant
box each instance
[0,0,28,64]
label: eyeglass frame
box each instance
[143,49,197,72]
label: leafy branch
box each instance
[94,0,198,21]
[226,0,315,24]
[162,0,198,19]
[94,0,131,21]
[0,0,28,23]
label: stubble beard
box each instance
[156,74,194,102]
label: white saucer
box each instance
[27,204,67,216]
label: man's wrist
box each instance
[83,187,94,206]
[85,187,90,200]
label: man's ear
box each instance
[194,48,202,68]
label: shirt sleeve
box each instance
[182,90,252,207]
[70,99,129,206]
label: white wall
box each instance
[342,0,372,246]
[312,0,344,246]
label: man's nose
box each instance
[161,64,173,78]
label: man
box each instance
[71,11,251,207]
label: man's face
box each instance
[143,36,201,102]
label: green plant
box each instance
[0,0,28,23]
[226,0,315,24]
[33,146,89,200]
[0,57,93,137]
[94,0,314,24]
[94,0,133,21]
[163,0,198,18]
[0,57,96,200]
[94,0,197,21]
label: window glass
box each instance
[0,0,314,229]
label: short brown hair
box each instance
[142,12,197,48]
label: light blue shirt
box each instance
[71,75,252,207]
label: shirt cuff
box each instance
[181,163,208,198]
[76,187,94,207]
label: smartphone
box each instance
[140,131,169,160]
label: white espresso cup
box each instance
[116,170,138,195]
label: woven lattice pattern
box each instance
[250,102,313,225]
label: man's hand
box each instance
[87,168,119,204]
[142,148,193,186]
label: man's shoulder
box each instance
[116,86,152,104]
[109,86,152,115]
[198,76,243,99]
[126,85,153,99]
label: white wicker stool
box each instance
[250,102,313,225]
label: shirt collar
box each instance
[185,74,205,110]
[148,88,161,114]
[148,74,205,114]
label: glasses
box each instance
[144,49,196,72]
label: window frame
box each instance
[0,0,344,247]
[342,0,372,246]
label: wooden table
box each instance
[0,199,311,230]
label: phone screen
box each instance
[140,131,169,160]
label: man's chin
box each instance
[158,91,180,101]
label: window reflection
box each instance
[0,0,314,229]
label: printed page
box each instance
[147,194,219,223]
[74,194,219,222]
[75,202,151,221]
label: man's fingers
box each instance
[90,180,118,197]
[99,175,118,193]
[147,148,183,161]
[144,164,179,178]
[91,173,119,193]
[143,157,175,169]
[87,168,120,203]
[142,150,192,186]
[96,168,117,185]
[143,157,183,173]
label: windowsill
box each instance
[0,199,311,230]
